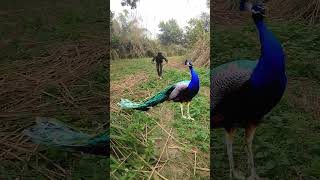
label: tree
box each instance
[158,19,184,45]
[111,10,160,59]
[185,12,210,46]
[184,13,210,66]
[121,0,139,9]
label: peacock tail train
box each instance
[119,84,174,111]
[23,117,108,156]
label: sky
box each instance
[110,0,209,38]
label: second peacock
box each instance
[119,60,200,120]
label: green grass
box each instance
[110,56,210,179]
[212,22,320,179]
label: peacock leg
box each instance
[186,102,194,120]
[245,124,261,180]
[226,128,245,180]
[180,103,187,119]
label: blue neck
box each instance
[187,66,200,90]
[250,20,286,88]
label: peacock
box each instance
[211,1,286,179]
[120,60,200,120]
[23,117,109,156]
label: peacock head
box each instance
[240,0,265,23]
[251,3,265,23]
[185,60,193,67]
[240,1,265,13]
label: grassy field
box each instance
[110,56,210,179]
[0,0,108,179]
[211,21,320,179]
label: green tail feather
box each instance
[119,85,174,111]
[23,117,108,155]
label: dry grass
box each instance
[0,40,107,127]
[0,38,108,178]
[212,0,249,26]
[166,60,185,70]
[1,39,106,116]
[213,0,320,25]
[110,73,149,111]
[0,0,108,178]
[190,36,210,67]
[268,0,320,24]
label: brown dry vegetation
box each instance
[1,40,107,119]
[0,0,108,178]
[268,0,320,24]
[212,0,249,26]
[213,0,320,25]
[190,36,210,67]
[110,73,149,112]
[0,40,108,178]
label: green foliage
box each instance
[161,44,187,57]
[111,12,192,59]
[111,3,209,61]
[185,13,210,47]
[111,10,161,59]
[158,19,184,45]
[185,13,210,66]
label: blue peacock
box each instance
[211,1,286,179]
[23,117,109,156]
[120,60,200,120]
[22,60,199,155]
